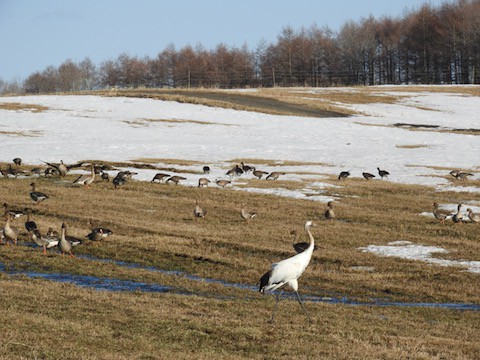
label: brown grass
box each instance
[0,102,49,112]
[0,164,479,358]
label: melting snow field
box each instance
[0,87,479,273]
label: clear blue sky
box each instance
[0,0,448,82]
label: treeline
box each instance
[3,0,480,94]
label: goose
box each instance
[24,209,38,232]
[226,168,237,177]
[30,183,49,204]
[7,164,28,178]
[362,172,375,180]
[2,213,18,245]
[338,171,350,180]
[0,167,10,178]
[112,175,126,189]
[266,172,285,180]
[240,207,256,221]
[203,166,210,174]
[241,162,254,173]
[46,227,59,238]
[291,229,318,254]
[456,172,474,180]
[432,202,450,225]
[198,178,210,187]
[41,160,84,177]
[151,173,170,183]
[13,158,22,166]
[467,208,480,224]
[377,167,390,179]
[452,204,463,224]
[30,167,44,176]
[101,171,110,182]
[234,165,244,176]
[116,170,137,180]
[44,167,55,177]
[324,201,335,220]
[3,203,25,219]
[216,179,231,188]
[253,170,269,179]
[73,163,96,188]
[86,226,113,241]
[193,201,207,220]
[166,175,187,185]
[58,223,81,256]
[31,229,59,254]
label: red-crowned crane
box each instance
[258,221,315,322]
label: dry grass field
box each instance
[0,157,479,359]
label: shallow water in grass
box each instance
[2,256,479,310]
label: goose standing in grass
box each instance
[2,213,18,246]
[167,175,187,185]
[377,167,390,180]
[266,172,285,180]
[467,208,480,224]
[241,162,254,173]
[101,171,110,182]
[24,209,38,233]
[198,178,211,188]
[362,172,375,180]
[86,227,113,241]
[58,223,81,256]
[73,163,96,188]
[338,171,350,180]
[193,201,207,221]
[31,229,59,254]
[259,221,316,323]
[253,170,268,179]
[452,204,463,224]
[433,202,449,225]
[216,179,231,188]
[151,173,170,183]
[3,203,25,219]
[240,207,256,221]
[324,201,335,221]
[13,158,22,166]
[30,183,49,204]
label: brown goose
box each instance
[2,213,18,245]
[241,207,256,221]
[167,175,187,185]
[31,229,59,254]
[58,223,81,256]
[253,170,268,179]
[193,201,207,221]
[73,164,96,188]
[30,183,49,204]
[338,171,350,180]
[432,202,449,225]
[266,172,285,180]
[377,167,390,180]
[151,173,170,183]
[198,178,211,187]
[452,204,463,224]
[101,171,110,182]
[216,179,231,188]
[467,208,480,224]
[362,172,375,180]
[324,201,335,221]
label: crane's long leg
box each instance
[295,291,312,322]
[268,290,283,323]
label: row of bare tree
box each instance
[4,0,479,94]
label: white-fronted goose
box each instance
[113,175,126,189]
[167,175,187,185]
[452,204,463,224]
[3,203,25,219]
[203,166,210,174]
[41,160,84,177]
[31,229,59,254]
[216,179,231,188]
[377,167,390,179]
[324,201,335,220]
[58,223,81,256]
[362,172,375,180]
[467,208,480,224]
[338,171,350,180]
[30,167,44,176]
[2,213,18,245]
[13,158,22,166]
[151,173,170,183]
[193,201,206,220]
[101,171,110,182]
[30,183,49,204]
[266,172,285,180]
[241,208,256,221]
[198,178,211,187]
[433,202,449,225]
[73,164,95,188]
[253,170,269,179]
[241,162,254,173]
[86,226,113,241]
